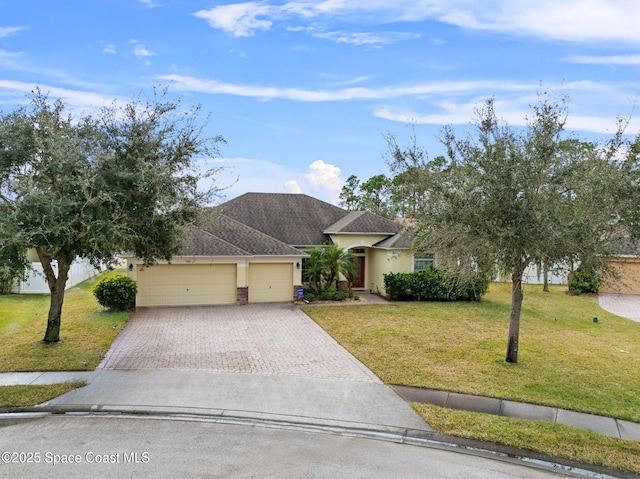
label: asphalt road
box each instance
[0,414,586,479]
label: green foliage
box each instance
[384,268,489,302]
[338,173,395,218]
[93,275,137,311]
[0,90,224,341]
[303,244,356,295]
[319,286,348,301]
[569,269,599,295]
[387,93,640,363]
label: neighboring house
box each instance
[599,237,640,295]
[12,250,103,294]
[125,193,416,307]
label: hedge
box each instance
[93,274,137,311]
[384,268,489,302]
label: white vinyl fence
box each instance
[12,257,104,294]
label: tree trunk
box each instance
[37,248,71,343]
[542,263,549,292]
[506,264,524,363]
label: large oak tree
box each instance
[0,91,225,343]
[388,95,640,363]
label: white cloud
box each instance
[311,30,420,46]
[160,73,537,102]
[285,180,303,193]
[304,159,343,203]
[211,157,344,204]
[103,43,117,54]
[193,1,640,44]
[194,3,273,38]
[138,0,162,7]
[0,26,25,38]
[133,43,154,58]
[0,80,122,112]
[566,54,640,66]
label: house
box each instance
[125,193,417,307]
[599,236,640,295]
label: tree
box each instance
[339,173,395,218]
[303,244,356,293]
[388,94,640,363]
[338,175,361,211]
[0,90,225,343]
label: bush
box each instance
[384,268,489,302]
[569,269,599,295]
[93,275,137,311]
[303,285,348,302]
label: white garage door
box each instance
[136,264,237,307]
[248,263,293,303]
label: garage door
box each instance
[248,263,293,303]
[600,259,640,294]
[136,264,237,307]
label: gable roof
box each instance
[218,193,348,246]
[180,213,305,257]
[324,211,403,235]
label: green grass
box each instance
[413,403,640,475]
[0,382,86,408]
[0,270,131,372]
[304,283,640,422]
[305,283,640,473]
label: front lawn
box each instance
[304,283,640,474]
[0,270,131,372]
[0,382,87,408]
[304,283,640,422]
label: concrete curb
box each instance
[0,407,632,479]
[392,385,640,442]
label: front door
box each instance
[350,256,365,288]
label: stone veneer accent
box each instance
[236,287,248,305]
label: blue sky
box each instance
[2,1,639,204]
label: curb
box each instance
[0,407,633,479]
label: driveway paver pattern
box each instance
[98,303,381,383]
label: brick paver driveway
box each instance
[98,303,381,382]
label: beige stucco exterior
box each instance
[599,257,640,294]
[328,233,413,296]
[367,248,413,296]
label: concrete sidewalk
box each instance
[2,371,639,442]
[41,369,431,435]
[0,371,91,385]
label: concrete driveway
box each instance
[598,294,640,322]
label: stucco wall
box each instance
[600,257,640,294]
[330,234,389,250]
[368,249,413,296]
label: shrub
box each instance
[93,275,137,311]
[384,268,489,302]
[569,269,599,295]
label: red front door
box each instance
[350,257,365,288]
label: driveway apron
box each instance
[598,293,640,322]
[48,304,430,433]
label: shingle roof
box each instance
[374,227,414,249]
[179,213,305,257]
[218,193,348,246]
[324,211,403,235]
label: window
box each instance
[413,255,434,271]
